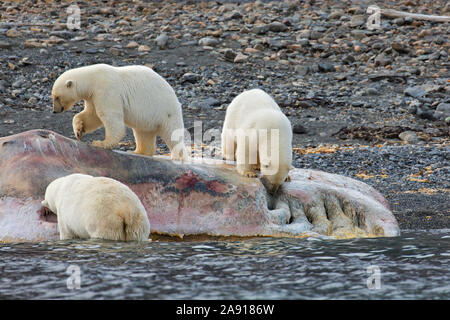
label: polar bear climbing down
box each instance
[51,64,187,160]
[221,89,293,194]
[41,174,150,241]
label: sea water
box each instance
[0,229,448,299]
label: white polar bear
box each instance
[41,174,150,241]
[51,64,187,160]
[221,89,293,193]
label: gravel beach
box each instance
[0,0,448,230]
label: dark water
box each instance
[0,230,448,299]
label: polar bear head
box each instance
[260,156,292,194]
[51,71,79,113]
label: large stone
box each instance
[198,37,219,47]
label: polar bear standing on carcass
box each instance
[221,89,293,193]
[51,64,187,160]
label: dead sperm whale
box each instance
[0,130,400,241]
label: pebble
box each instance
[233,52,248,63]
[292,124,307,134]
[433,103,450,120]
[317,63,335,73]
[180,73,201,84]
[267,22,288,33]
[198,37,219,47]
[137,45,150,52]
[349,15,366,28]
[223,49,237,62]
[399,131,420,144]
[0,40,12,48]
[6,28,21,38]
[126,41,139,48]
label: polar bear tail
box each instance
[120,209,151,242]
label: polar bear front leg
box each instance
[236,142,258,178]
[73,106,103,140]
[92,114,126,149]
[221,130,236,161]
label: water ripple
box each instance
[0,230,448,299]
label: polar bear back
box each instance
[223,88,283,129]
[64,64,183,132]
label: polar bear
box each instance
[221,89,293,193]
[51,64,187,160]
[41,173,150,241]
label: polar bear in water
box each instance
[42,174,150,241]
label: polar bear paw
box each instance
[92,140,116,149]
[73,118,84,140]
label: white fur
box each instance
[51,64,186,160]
[42,174,150,241]
[221,89,293,193]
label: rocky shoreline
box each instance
[0,0,448,230]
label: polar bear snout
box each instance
[52,98,65,113]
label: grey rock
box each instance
[0,41,12,49]
[433,103,450,120]
[393,18,405,26]
[225,10,242,20]
[295,65,309,76]
[351,101,365,107]
[317,63,335,73]
[404,84,441,98]
[342,54,355,64]
[309,30,323,40]
[329,10,344,19]
[180,72,201,83]
[436,102,450,115]
[375,54,392,67]
[363,88,379,96]
[297,38,309,47]
[293,124,307,134]
[267,22,288,32]
[85,48,98,54]
[190,97,220,110]
[198,37,219,47]
[267,39,285,49]
[252,25,269,35]
[416,107,435,120]
[391,42,409,54]
[350,15,366,27]
[399,131,420,143]
[224,49,237,62]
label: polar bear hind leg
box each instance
[132,129,157,156]
[159,125,187,161]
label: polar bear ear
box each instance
[65,80,74,88]
[41,199,49,207]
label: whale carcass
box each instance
[0,130,400,241]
